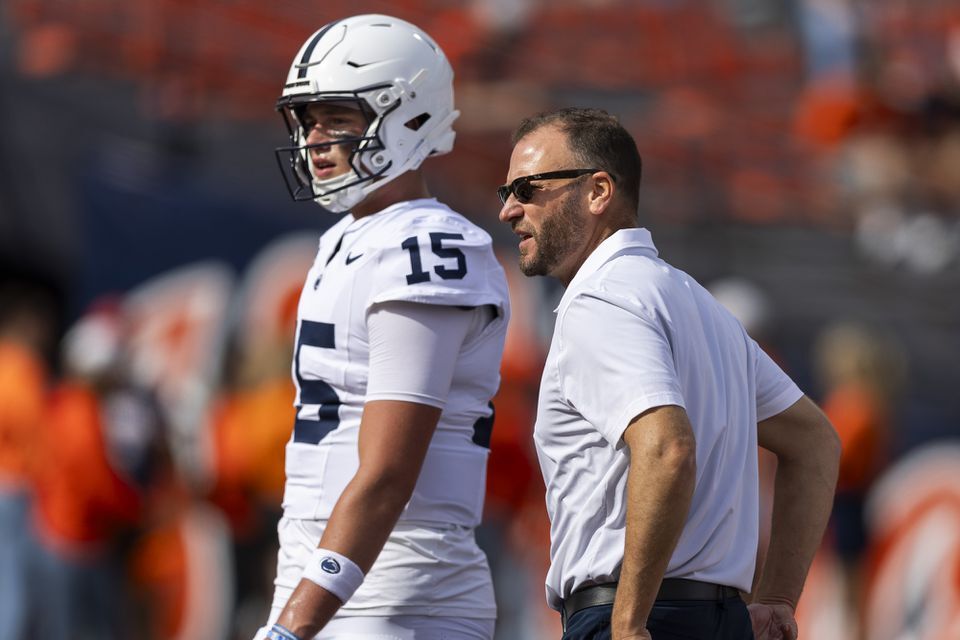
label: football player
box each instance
[257,14,510,640]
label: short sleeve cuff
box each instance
[604,392,686,447]
[364,391,446,409]
[757,384,804,422]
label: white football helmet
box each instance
[275,14,460,213]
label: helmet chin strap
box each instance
[313,160,401,213]
[315,185,364,213]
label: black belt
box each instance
[561,578,741,629]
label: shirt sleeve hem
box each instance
[364,392,446,409]
[757,385,804,422]
[604,393,686,446]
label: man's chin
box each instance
[518,256,546,278]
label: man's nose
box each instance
[499,199,523,223]
[305,125,334,146]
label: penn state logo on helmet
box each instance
[274,14,459,213]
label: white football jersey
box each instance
[282,198,510,527]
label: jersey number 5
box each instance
[293,320,341,444]
[401,233,468,284]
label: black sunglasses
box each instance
[497,168,606,205]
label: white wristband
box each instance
[301,548,365,604]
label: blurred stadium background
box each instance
[1,1,959,639]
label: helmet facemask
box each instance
[275,92,397,213]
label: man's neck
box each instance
[557,219,638,287]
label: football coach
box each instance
[497,107,841,640]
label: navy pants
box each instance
[562,597,755,640]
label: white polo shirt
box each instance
[534,228,802,610]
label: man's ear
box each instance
[587,171,615,217]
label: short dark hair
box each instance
[512,107,642,212]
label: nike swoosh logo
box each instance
[345,252,364,265]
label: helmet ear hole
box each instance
[404,113,431,131]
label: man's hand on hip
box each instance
[747,602,798,640]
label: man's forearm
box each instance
[755,437,839,608]
[613,407,697,635]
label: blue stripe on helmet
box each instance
[297,19,342,79]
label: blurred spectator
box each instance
[125,472,234,640]
[204,233,311,639]
[0,279,57,640]
[25,302,157,640]
[813,320,907,637]
[207,336,295,640]
[840,96,960,274]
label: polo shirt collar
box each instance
[558,227,658,309]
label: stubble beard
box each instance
[518,194,585,278]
